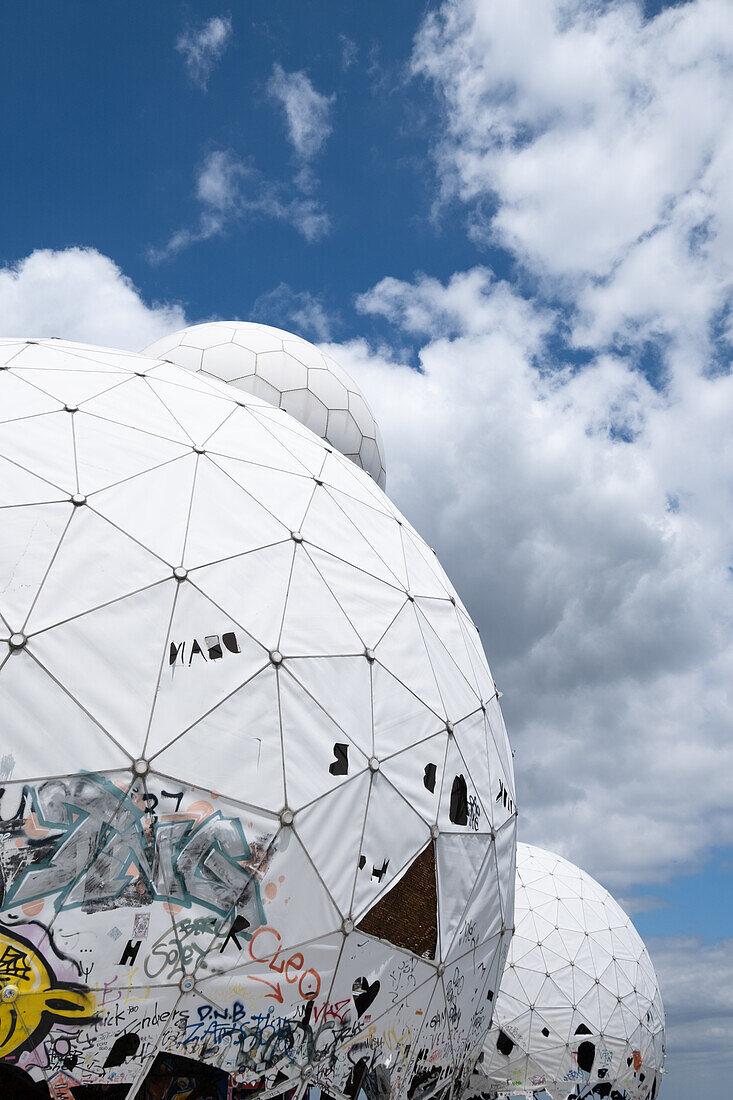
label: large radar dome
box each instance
[471,843,665,1100]
[143,321,387,489]
[0,338,515,1098]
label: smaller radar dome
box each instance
[143,322,386,489]
[471,843,665,1100]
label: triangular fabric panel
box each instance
[152,665,284,809]
[0,370,63,421]
[145,376,236,444]
[91,453,198,568]
[0,651,129,776]
[374,602,444,717]
[279,667,369,810]
[284,655,373,759]
[211,454,316,534]
[30,580,177,758]
[74,412,190,495]
[0,455,69,507]
[352,773,431,920]
[0,411,77,494]
[27,506,170,634]
[379,731,448,825]
[146,579,269,757]
[182,456,289,568]
[372,660,444,758]
[82,375,193,444]
[294,771,371,917]
[0,503,70,630]
[278,546,363,656]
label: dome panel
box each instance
[142,322,387,488]
[472,843,666,1100]
[0,338,514,1099]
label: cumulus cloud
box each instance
[268,64,335,160]
[0,248,186,349]
[148,150,330,262]
[325,263,733,893]
[412,0,733,353]
[175,14,232,90]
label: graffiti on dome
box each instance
[0,924,96,1059]
[0,775,266,925]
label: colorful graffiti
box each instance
[0,925,95,1058]
[0,775,266,926]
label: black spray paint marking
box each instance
[169,631,242,666]
[449,775,468,826]
[329,744,349,776]
[352,976,380,1017]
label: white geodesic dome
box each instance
[0,337,515,1098]
[142,322,387,490]
[471,844,665,1100]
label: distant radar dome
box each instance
[143,321,387,489]
[471,843,665,1100]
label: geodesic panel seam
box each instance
[473,843,665,1100]
[0,338,515,1099]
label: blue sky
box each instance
[1,1,732,1096]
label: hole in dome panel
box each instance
[357,842,437,959]
[351,774,431,922]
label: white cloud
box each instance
[175,14,232,90]
[268,64,335,160]
[650,936,733,1091]
[0,248,186,350]
[412,0,733,352]
[251,283,336,342]
[148,150,330,262]
[339,34,358,72]
[325,263,733,894]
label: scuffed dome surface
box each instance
[472,843,665,1100]
[143,321,387,490]
[0,338,515,1098]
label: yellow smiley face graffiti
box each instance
[0,927,96,1058]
